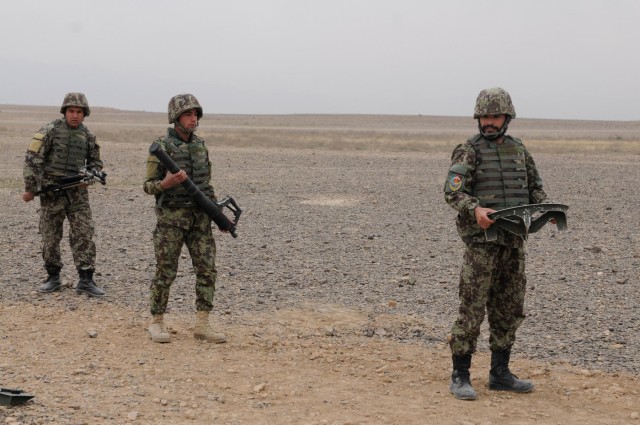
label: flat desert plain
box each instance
[0,104,639,424]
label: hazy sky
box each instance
[2,0,639,120]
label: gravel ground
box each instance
[2,144,638,374]
[1,109,639,423]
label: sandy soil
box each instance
[0,105,639,424]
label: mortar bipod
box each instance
[484,203,569,241]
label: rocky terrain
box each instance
[0,106,638,424]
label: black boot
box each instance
[489,349,534,393]
[449,354,477,400]
[76,270,105,297]
[39,268,62,293]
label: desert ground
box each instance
[0,104,639,424]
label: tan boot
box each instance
[148,314,171,343]
[194,311,227,343]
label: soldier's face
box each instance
[65,107,85,129]
[177,109,199,133]
[479,114,506,134]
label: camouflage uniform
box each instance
[23,96,102,275]
[143,128,218,315]
[444,89,548,356]
[144,94,227,344]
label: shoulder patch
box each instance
[28,134,45,153]
[448,172,464,192]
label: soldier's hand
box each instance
[160,170,187,189]
[474,206,496,229]
[22,192,35,202]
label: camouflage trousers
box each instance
[150,207,217,315]
[39,188,96,273]
[449,243,527,356]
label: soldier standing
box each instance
[443,87,549,400]
[143,94,227,344]
[22,92,106,297]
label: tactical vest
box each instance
[43,120,90,177]
[471,135,529,209]
[156,132,213,208]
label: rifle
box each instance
[149,142,242,238]
[35,167,107,196]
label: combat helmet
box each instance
[168,94,203,124]
[60,92,91,117]
[473,87,516,119]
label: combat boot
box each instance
[194,311,227,343]
[38,268,62,293]
[148,314,171,343]
[449,354,477,400]
[488,349,534,393]
[76,269,105,297]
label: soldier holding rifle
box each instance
[22,93,106,297]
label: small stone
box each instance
[127,411,138,421]
[630,412,639,419]
[254,383,266,393]
[87,329,98,338]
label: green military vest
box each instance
[43,119,90,177]
[471,135,529,209]
[156,131,213,208]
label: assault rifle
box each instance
[149,143,242,238]
[35,167,107,196]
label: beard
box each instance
[481,125,500,134]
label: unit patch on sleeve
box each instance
[448,173,464,192]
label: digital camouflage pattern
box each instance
[144,117,219,315]
[473,87,516,119]
[23,115,101,274]
[39,189,96,272]
[167,93,203,124]
[444,104,549,357]
[448,243,526,355]
[60,92,91,117]
[149,208,217,314]
[444,135,547,246]
[144,129,214,207]
[23,119,102,193]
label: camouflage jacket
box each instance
[23,119,102,193]
[143,128,216,204]
[444,134,548,246]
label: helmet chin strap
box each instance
[478,116,511,140]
